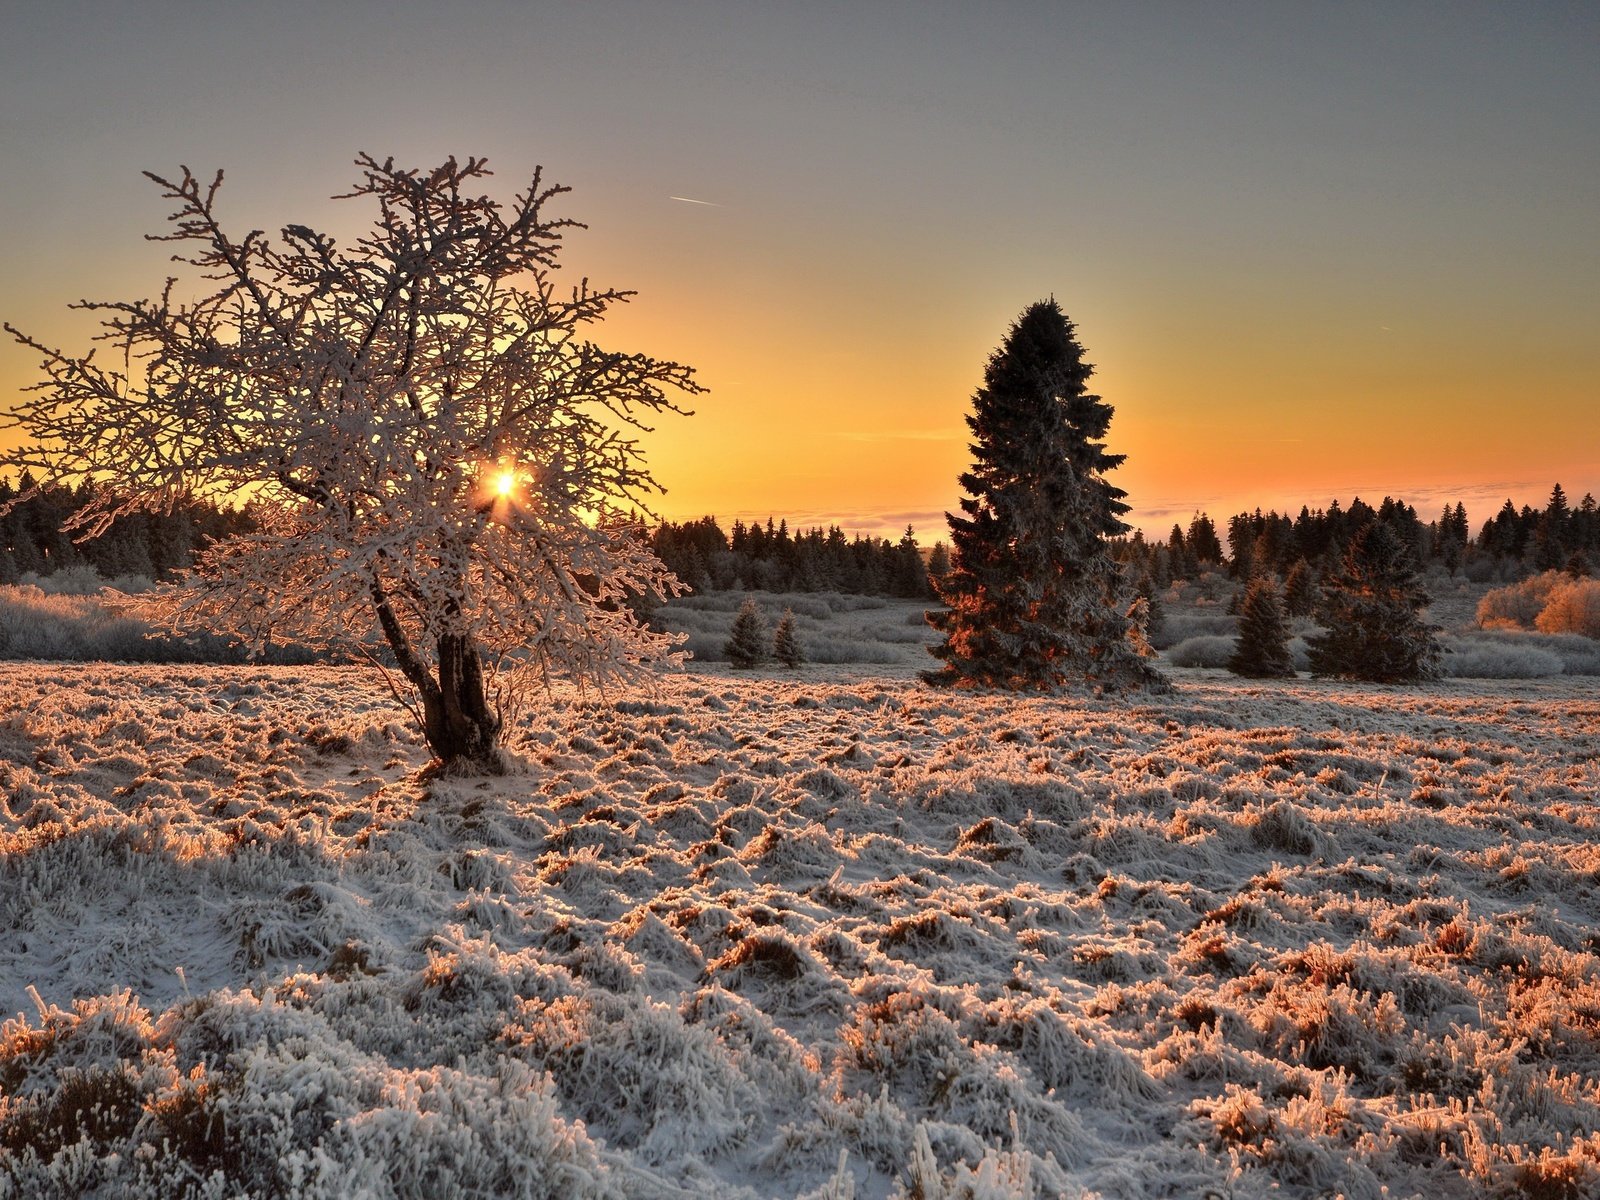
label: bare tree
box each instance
[4,154,700,770]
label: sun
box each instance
[494,469,516,498]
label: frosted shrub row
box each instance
[1166,626,1600,678]
[1478,571,1600,638]
[0,585,321,664]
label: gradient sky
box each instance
[2,2,1595,540]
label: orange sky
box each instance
[2,3,1595,541]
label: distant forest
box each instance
[1113,484,1598,592]
[0,474,251,586]
[3,475,1594,600]
[649,517,939,599]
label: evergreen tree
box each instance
[1186,513,1224,565]
[1229,577,1295,678]
[724,596,768,669]
[893,525,928,597]
[772,608,803,668]
[1283,558,1317,618]
[1135,573,1164,639]
[1306,522,1442,683]
[926,541,951,586]
[1434,502,1465,577]
[1167,523,1195,578]
[925,300,1165,692]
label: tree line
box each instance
[0,473,252,585]
[649,516,944,600]
[1117,483,1597,591]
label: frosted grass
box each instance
[2,663,1598,1197]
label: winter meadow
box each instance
[1,137,1599,1200]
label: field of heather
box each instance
[3,661,1598,1198]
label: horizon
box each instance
[2,3,1596,540]
[657,475,1596,547]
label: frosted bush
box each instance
[1535,577,1600,638]
[0,585,324,663]
[1445,629,1600,676]
[1476,571,1563,629]
[1151,611,1235,651]
[1441,637,1565,679]
[1167,635,1234,668]
[17,566,107,596]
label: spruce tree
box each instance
[1306,522,1442,683]
[773,608,803,668]
[1229,577,1295,678]
[725,596,769,669]
[1186,513,1224,566]
[925,300,1165,692]
[1283,558,1317,618]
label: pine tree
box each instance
[1306,522,1442,683]
[926,541,952,586]
[725,596,769,669]
[1229,577,1295,678]
[925,300,1165,692]
[773,608,803,668]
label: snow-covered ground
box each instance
[2,661,1597,1198]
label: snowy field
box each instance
[2,661,1598,1198]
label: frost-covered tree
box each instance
[772,608,803,669]
[1306,521,1442,683]
[3,155,700,770]
[925,300,1165,692]
[1229,577,1295,678]
[725,596,768,669]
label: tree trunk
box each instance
[420,631,504,772]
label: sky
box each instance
[1,1,1595,541]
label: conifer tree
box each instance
[1136,573,1164,635]
[1306,521,1442,683]
[926,541,951,586]
[1229,577,1295,678]
[773,608,803,668]
[925,300,1165,692]
[725,596,768,669]
[1283,558,1317,618]
[1186,513,1224,565]
[893,526,928,597]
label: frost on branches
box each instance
[2,154,701,770]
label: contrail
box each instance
[670,195,722,207]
